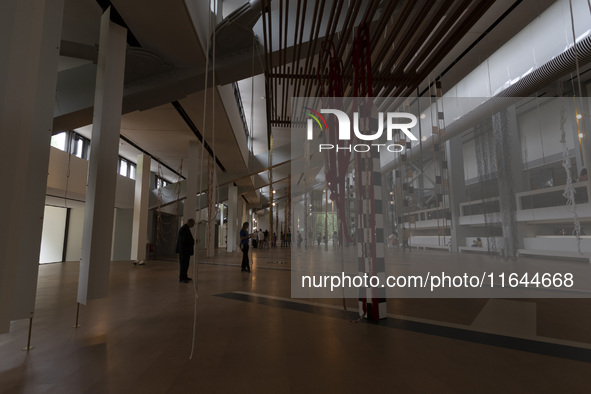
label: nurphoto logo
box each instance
[305,109,418,153]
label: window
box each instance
[69,132,89,159]
[117,157,137,179]
[156,176,168,189]
[51,132,67,151]
[72,136,85,158]
[119,158,128,176]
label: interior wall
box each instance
[65,207,84,262]
[47,146,136,209]
[47,147,88,199]
[462,99,578,184]
[518,99,576,167]
[112,208,133,261]
[39,205,67,263]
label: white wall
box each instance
[518,99,575,165]
[65,207,84,262]
[44,147,138,264]
[39,205,67,263]
[462,98,578,182]
[112,208,133,260]
[47,146,136,208]
[463,138,479,181]
[47,147,88,200]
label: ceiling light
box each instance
[576,114,582,119]
[420,113,426,119]
[579,133,584,138]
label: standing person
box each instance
[317,234,321,246]
[297,232,302,248]
[258,229,264,249]
[273,232,277,247]
[287,230,291,247]
[240,222,251,272]
[401,225,411,252]
[332,231,338,247]
[264,229,269,249]
[176,218,195,283]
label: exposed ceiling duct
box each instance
[382,34,591,174]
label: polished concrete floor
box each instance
[1,247,591,393]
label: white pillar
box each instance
[131,154,151,263]
[227,185,238,252]
[0,0,64,332]
[77,8,127,304]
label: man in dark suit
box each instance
[176,218,195,283]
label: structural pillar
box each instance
[131,154,151,263]
[227,185,238,252]
[446,135,470,252]
[0,0,64,333]
[77,8,127,304]
[493,109,519,258]
[505,105,534,248]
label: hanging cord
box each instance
[210,0,220,254]
[189,0,214,361]
[566,0,584,253]
[568,0,585,108]
[522,98,533,220]
[560,93,582,253]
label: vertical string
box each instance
[189,0,214,361]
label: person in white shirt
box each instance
[258,229,264,249]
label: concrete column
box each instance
[227,185,238,252]
[505,106,535,248]
[0,0,64,332]
[77,8,127,304]
[131,154,151,263]
[493,109,519,258]
[241,199,247,224]
[446,135,470,252]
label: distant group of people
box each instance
[386,225,412,252]
[248,229,292,249]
